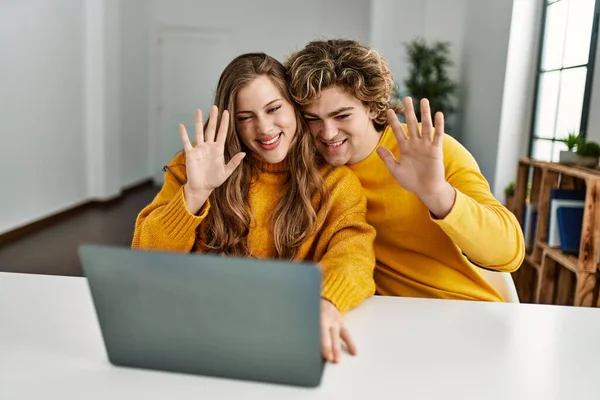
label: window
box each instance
[528,0,600,161]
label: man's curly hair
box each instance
[285,39,402,131]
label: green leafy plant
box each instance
[560,131,584,151]
[504,181,516,198]
[401,38,459,119]
[576,140,600,158]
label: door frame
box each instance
[147,25,234,184]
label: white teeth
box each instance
[258,134,280,145]
[325,140,344,148]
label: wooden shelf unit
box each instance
[511,158,600,307]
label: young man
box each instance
[286,39,525,301]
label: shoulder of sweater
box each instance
[318,165,366,210]
[381,125,400,151]
[441,134,481,173]
[319,165,362,189]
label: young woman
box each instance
[132,53,376,363]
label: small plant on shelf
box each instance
[504,181,515,198]
[576,140,600,167]
[504,181,516,211]
[561,131,583,151]
[558,131,584,164]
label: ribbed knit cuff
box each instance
[431,187,465,229]
[157,187,210,242]
[321,272,359,315]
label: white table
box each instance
[1,272,599,399]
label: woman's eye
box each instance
[268,105,281,113]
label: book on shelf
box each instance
[523,203,538,251]
[549,188,586,201]
[556,207,583,254]
[548,199,584,247]
[547,189,586,248]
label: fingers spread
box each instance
[387,109,408,143]
[321,322,333,362]
[376,146,398,172]
[224,152,246,177]
[330,326,342,363]
[205,105,218,142]
[434,111,445,147]
[403,97,421,139]
[340,326,357,356]
[194,109,204,145]
[179,123,193,152]
[420,99,433,141]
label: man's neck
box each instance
[348,125,386,165]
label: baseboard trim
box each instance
[0,179,155,247]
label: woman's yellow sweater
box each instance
[132,152,376,313]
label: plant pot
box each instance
[559,150,579,164]
[576,156,600,168]
[505,195,516,213]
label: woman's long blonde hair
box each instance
[201,53,328,259]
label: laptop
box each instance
[78,244,324,387]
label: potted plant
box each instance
[576,140,600,167]
[559,132,583,164]
[504,181,516,211]
[398,38,459,132]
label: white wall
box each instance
[0,0,371,234]
[142,0,371,177]
[0,0,87,234]
[494,0,543,201]
[370,0,425,81]
[119,0,150,187]
[147,0,370,60]
[103,0,122,196]
[370,0,467,131]
[85,0,123,200]
[458,0,514,189]
[315,0,371,42]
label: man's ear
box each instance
[367,106,378,120]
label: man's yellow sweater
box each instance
[132,152,376,313]
[349,126,525,302]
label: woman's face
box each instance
[234,75,297,164]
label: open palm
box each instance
[179,106,246,195]
[377,98,447,197]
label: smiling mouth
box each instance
[257,133,282,145]
[322,139,347,148]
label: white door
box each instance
[155,28,234,183]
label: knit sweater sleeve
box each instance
[316,167,377,314]
[431,135,525,272]
[132,154,210,252]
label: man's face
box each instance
[301,86,381,166]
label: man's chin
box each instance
[322,155,348,167]
[316,147,349,166]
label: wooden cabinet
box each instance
[511,158,600,306]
